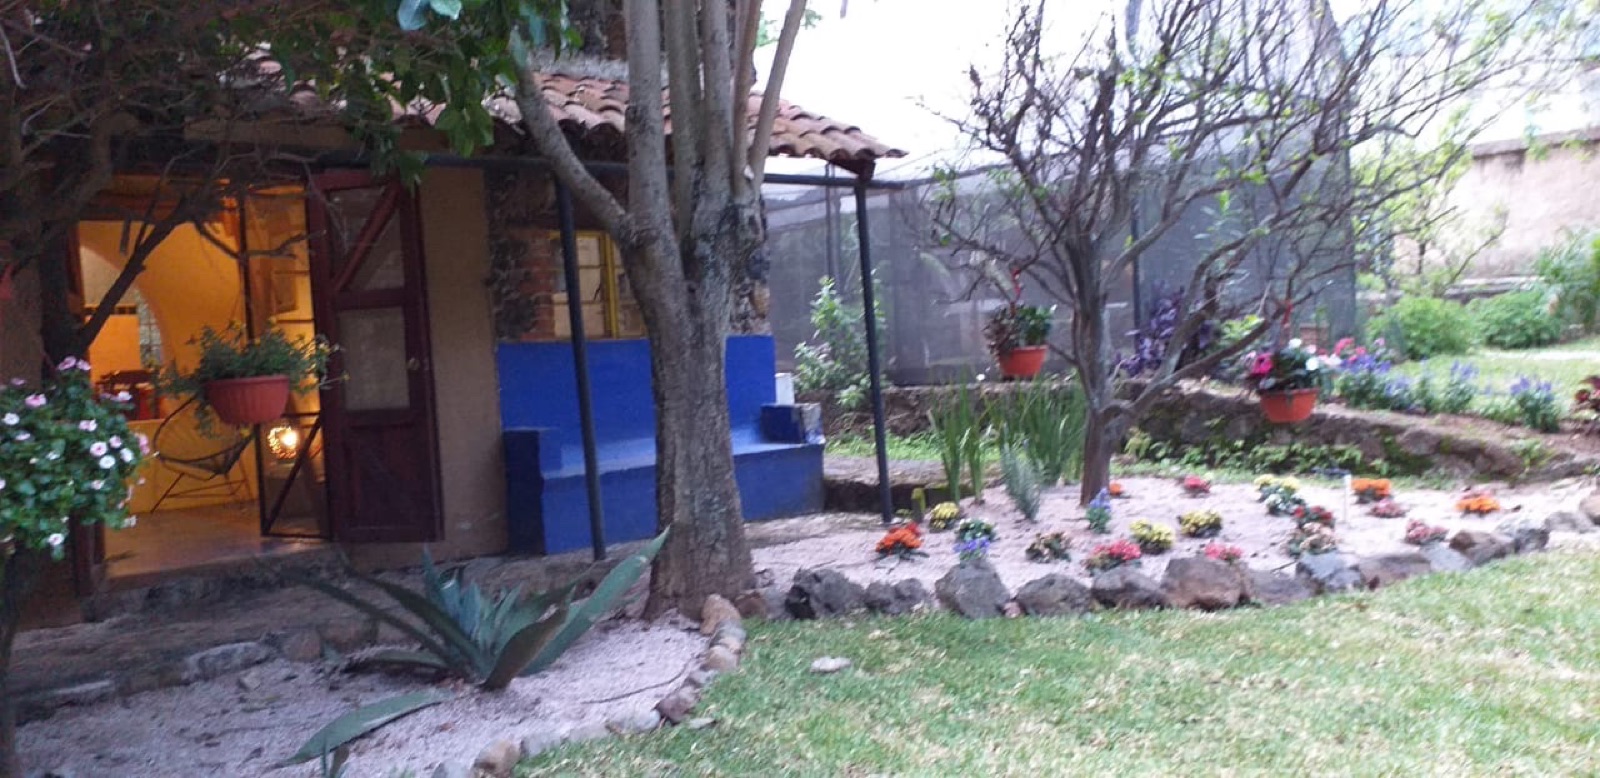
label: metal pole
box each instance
[854,180,893,524]
[555,181,608,561]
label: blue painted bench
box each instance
[499,335,823,555]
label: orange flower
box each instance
[1108,481,1126,498]
[1455,495,1501,515]
[876,523,924,554]
[1351,478,1391,500]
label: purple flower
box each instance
[56,356,79,372]
[89,441,108,457]
[24,394,45,409]
[78,419,98,432]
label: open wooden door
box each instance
[307,172,442,542]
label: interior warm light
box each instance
[266,423,301,461]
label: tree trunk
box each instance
[0,551,42,778]
[1079,407,1120,504]
[643,302,753,617]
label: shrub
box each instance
[1130,519,1175,554]
[954,518,997,560]
[1333,345,1414,412]
[1293,504,1336,528]
[1365,296,1476,360]
[1574,375,1600,418]
[985,303,1054,354]
[1403,520,1449,546]
[1509,377,1562,432]
[793,277,883,409]
[1534,230,1600,333]
[1181,475,1211,496]
[990,379,1088,484]
[1119,288,1217,377]
[1435,363,1480,415]
[1179,510,1224,538]
[1369,498,1408,518]
[1350,478,1391,504]
[1085,539,1142,572]
[1470,290,1561,350]
[1025,532,1071,562]
[999,444,1042,521]
[1084,488,1113,533]
[1256,475,1306,517]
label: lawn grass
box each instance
[1391,335,1600,394]
[826,432,950,462]
[524,552,1600,776]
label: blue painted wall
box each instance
[499,335,821,554]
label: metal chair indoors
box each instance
[149,397,256,512]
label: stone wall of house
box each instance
[1442,132,1600,280]
[484,167,771,341]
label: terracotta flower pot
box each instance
[1259,388,1319,423]
[996,345,1048,379]
[205,375,291,426]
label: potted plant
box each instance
[1244,339,1329,423]
[162,324,332,427]
[985,302,1054,378]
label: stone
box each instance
[863,579,931,616]
[1014,574,1094,617]
[42,680,115,708]
[712,623,747,653]
[703,645,740,673]
[734,587,787,621]
[1545,511,1595,534]
[809,656,852,674]
[318,618,379,653]
[182,642,273,683]
[1242,568,1315,606]
[935,558,1010,618]
[430,762,472,778]
[1002,601,1024,618]
[1420,543,1475,573]
[1356,552,1433,590]
[276,628,323,663]
[1090,567,1169,610]
[656,687,701,724]
[473,738,520,777]
[1162,557,1247,610]
[785,568,867,619]
[236,671,263,692]
[1495,518,1551,554]
[687,717,717,730]
[1295,553,1362,594]
[1449,530,1515,565]
[753,568,777,588]
[683,669,717,689]
[519,731,565,760]
[1580,490,1600,524]
[608,710,662,735]
[699,594,742,636]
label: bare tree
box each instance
[931,0,1582,502]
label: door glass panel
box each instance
[350,215,406,292]
[325,188,382,278]
[337,308,410,411]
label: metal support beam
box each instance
[555,181,608,561]
[854,181,893,524]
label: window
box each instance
[551,231,645,339]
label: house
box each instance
[0,69,902,611]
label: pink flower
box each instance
[136,433,151,454]
[24,394,46,408]
[90,441,108,457]
[78,420,98,432]
[57,356,80,372]
[1248,353,1273,377]
[1332,337,1354,356]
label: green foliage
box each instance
[990,379,1088,485]
[0,358,145,559]
[1469,290,1561,350]
[984,303,1054,354]
[1084,488,1113,534]
[1534,231,1600,333]
[998,444,1042,522]
[929,383,983,502]
[793,277,883,409]
[1144,438,1371,477]
[1129,520,1174,554]
[1365,296,1476,360]
[159,324,332,423]
[296,532,665,691]
[1179,510,1224,538]
[282,692,450,767]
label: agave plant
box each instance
[295,531,667,692]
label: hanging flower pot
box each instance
[204,375,291,426]
[1259,388,1319,423]
[996,346,1048,379]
